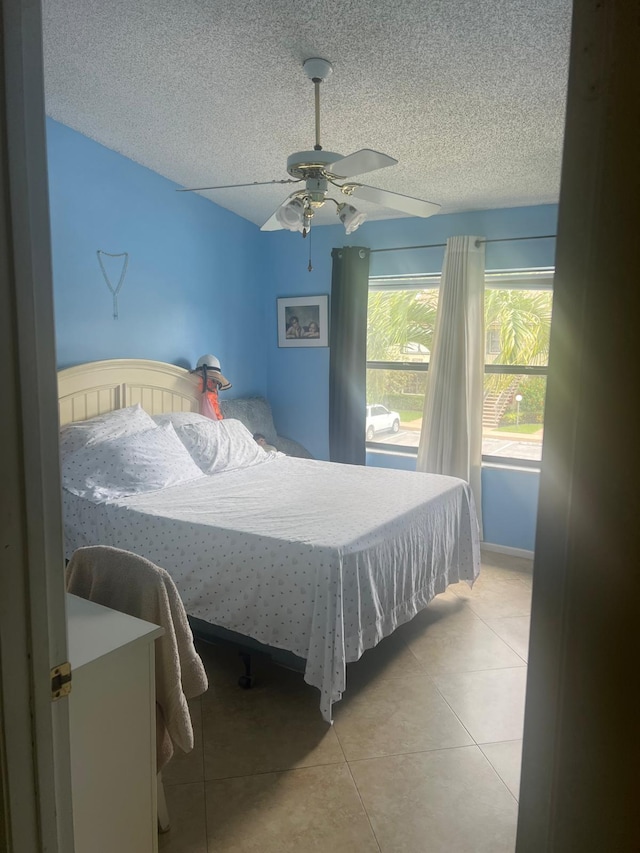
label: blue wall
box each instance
[481,466,540,552]
[47,119,267,396]
[366,451,540,552]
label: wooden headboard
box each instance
[57,359,201,426]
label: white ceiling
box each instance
[42,0,572,229]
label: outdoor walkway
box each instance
[375,422,544,462]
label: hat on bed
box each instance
[195,354,232,390]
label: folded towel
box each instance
[66,545,208,770]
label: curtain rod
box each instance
[369,234,557,254]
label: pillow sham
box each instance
[62,422,205,502]
[167,416,276,474]
[60,403,157,460]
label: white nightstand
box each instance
[66,593,163,853]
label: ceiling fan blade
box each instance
[349,184,441,218]
[328,149,398,179]
[177,179,300,193]
[260,208,286,231]
[260,192,299,231]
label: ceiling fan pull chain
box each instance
[313,78,322,151]
[308,228,313,272]
[97,250,129,319]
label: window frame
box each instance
[486,325,501,355]
[366,268,554,468]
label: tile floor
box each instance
[160,549,532,853]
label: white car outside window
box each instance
[366,405,400,441]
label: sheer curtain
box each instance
[417,236,485,535]
[329,246,370,465]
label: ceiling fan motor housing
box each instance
[286,150,342,179]
[305,176,329,206]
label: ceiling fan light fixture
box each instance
[338,203,367,235]
[276,197,306,232]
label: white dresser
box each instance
[66,593,163,853]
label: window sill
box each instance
[366,444,417,457]
[482,460,541,473]
[366,444,541,472]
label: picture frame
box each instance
[277,295,329,347]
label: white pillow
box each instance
[167,417,274,474]
[60,404,157,460]
[62,422,205,502]
[153,411,212,429]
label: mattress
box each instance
[63,455,481,721]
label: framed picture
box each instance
[277,295,329,347]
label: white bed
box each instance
[58,359,481,721]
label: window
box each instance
[366,269,554,465]
[366,275,439,448]
[482,270,553,464]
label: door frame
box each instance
[0,0,74,849]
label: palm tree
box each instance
[369,287,552,362]
[484,289,553,400]
[367,289,439,360]
[366,289,438,407]
[485,289,553,366]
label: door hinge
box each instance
[51,662,72,700]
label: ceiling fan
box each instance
[178,58,441,236]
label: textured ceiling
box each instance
[42,0,572,229]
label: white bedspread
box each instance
[63,456,480,721]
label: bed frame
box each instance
[58,358,200,427]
